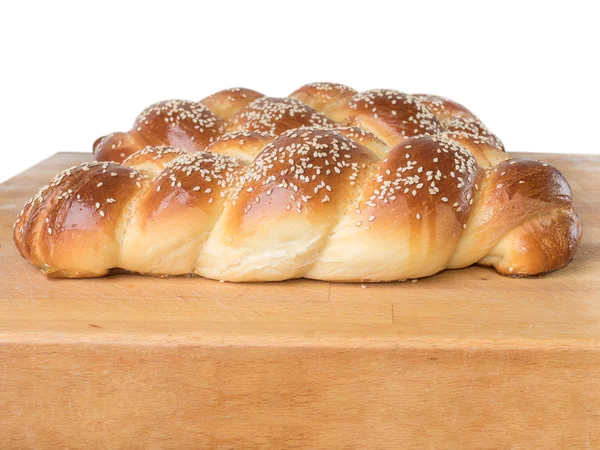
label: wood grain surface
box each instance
[1,152,599,449]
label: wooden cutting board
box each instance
[1,152,599,449]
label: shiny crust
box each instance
[93,83,506,163]
[340,90,445,147]
[14,161,147,277]
[94,100,225,162]
[200,88,263,121]
[17,129,581,280]
[231,97,334,134]
[289,82,357,122]
[307,134,479,280]
[443,131,508,169]
[334,126,390,158]
[449,159,580,274]
[205,130,276,162]
[415,94,505,150]
[17,83,580,281]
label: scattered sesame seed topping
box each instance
[232,128,370,214]
[133,100,224,145]
[348,89,443,140]
[234,97,334,135]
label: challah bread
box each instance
[15,83,581,280]
[15,120,580,280]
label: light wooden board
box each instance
[1,152,599,449]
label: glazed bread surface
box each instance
[16,83,581,281]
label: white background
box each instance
[1,1,598,183]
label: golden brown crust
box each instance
[414,94,504,150]
[357,134,479,229]
[488,209,581,276]
[14,161,147,277]
[93,132,140,163]
[200,88,263,121]
[444,117,504,150]
[334,126,390,158]
[231,97,335,135]
[450,159,577,271]
[305,134,481,281]
[122,145,189,176]
[93,85,504,165]
[442,131,508,169]
[140,151,242,225]
[227,128,378,229]
[289,82,357,122]
[413,94,477,123]
[94,100,225,163]
[340,90,444,147]
[197,128,379,280]
[205,130,276,162]
[16,133,582,281]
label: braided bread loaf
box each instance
[15,83,581,281]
